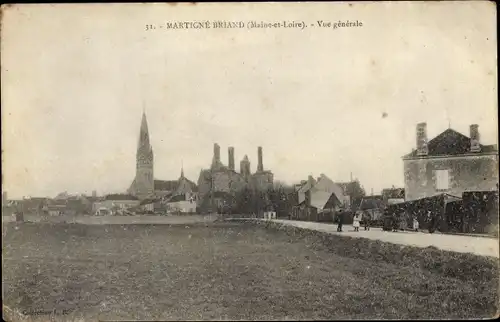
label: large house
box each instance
[291,174,349,221]
[403,123,498,201]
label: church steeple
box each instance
[240,154,251,180]
[131,110,154,200]
[137,111,153,160]
[180,161,185,179]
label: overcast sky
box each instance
[2,2,497,199]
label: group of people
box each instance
[334,209,426,233]
[386,211,416,232]
[335,210,371,232]
[385,209,440,233]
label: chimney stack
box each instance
[228,147,235,170]
[213,143,221,163]
[257,146,264,172]
[416,122,429,156]
[470,124,481,152]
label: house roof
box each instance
[19,198,49,209]
[381,188,405,200]
[359,196,385,210]
[66,199,86,208]
[139,198,161,205]
[178,177,198,193]
[404,128,498,158]
[84,196,102,203]
[313,174,348,205]
[154,177,198,193]
[388,193,461,210]
[28,197,49,202]
[310,191,340,211]
[105,194,139,201]
[154,180,179,191]
[297,178,316,194]
[296,174,348,207]
[168,194,187,203]
[48,199,67,206]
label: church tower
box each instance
[240,155,251,181]
[133,111,154,199]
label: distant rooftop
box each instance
[105,194,139,201]
[404,128,497,159]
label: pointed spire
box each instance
[137,110,152,160]
[180,160,185,179]
[139,111,150,145]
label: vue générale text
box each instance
[145,20,363,31]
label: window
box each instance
[435,169,450,191]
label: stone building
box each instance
[196,143,274,212]
[403,123,498,201]
[128,111,198,201]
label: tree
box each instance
[346,180,366,198]
[234,187,255,215]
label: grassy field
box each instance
[2,221,498,321]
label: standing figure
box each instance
[363,211,371,231]
[413,216,419,232]
[337,209,344,232]
[427,210,435,233]
[399,211,408,231]
[392,212,399,232]
[353,212,362,232]
[382,209,392,231]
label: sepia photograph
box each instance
[1,2,499,321]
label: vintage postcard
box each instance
[1,2,498,321]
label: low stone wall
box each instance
[19,214,218,225]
